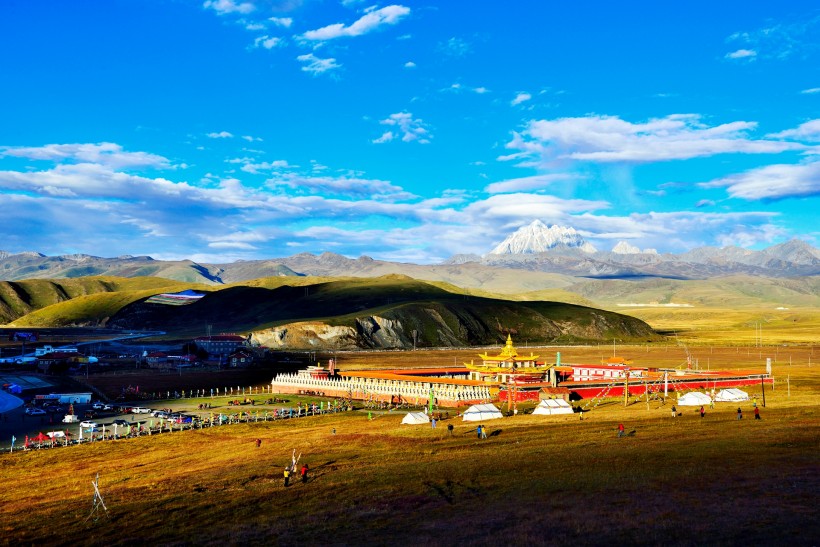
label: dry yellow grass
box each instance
[0,353,817,545]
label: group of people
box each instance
[283,463,309,487]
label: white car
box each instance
[25,407,46,416]
[92,402,105,410]
[79,421,99,429]
[131,407,151,414]
[151,410,168,418]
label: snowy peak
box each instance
[612,241,658,255]
[488,221,597,255]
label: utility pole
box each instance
[624,371,630,407]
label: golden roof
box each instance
[476,334,539,362]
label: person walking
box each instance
[671,405,677,418]
[447,423,454,436]
[256,438,262,448]
[736,407,743,420]
[617,423,625,437]
[476,424,482,439]
[480,425,487,439]
[283,467,291,487]
[300,463,309,483]
[754,406,760,420]
[431,417,436,429]
[699,406,705,419]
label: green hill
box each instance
[7,275,658,347]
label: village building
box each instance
[194,334,247,358]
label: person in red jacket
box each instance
[300,463,309,483]
[754,407,761,420]
[617,423,625,437]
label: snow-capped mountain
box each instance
[488,220,597,255]
[612,241,658,255]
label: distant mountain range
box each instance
[1,220,818,286]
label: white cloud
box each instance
[301,5,410,41]
[245,23,265,31]
[1,142,171,170]
[767,119,820,141]
[240,160,292,174]
[375,112,431,144]
[474,87,490,94]
[266,174,414,200]
[725,49,757,60]
[404,61,416,68]
[268,17,293,28]
[511,92,532,106]
[241,135,263,142]
[801,87,820,94]
[372,131,395,144]
[699,160,820,201]
[254,35,282,49]
[484,174,584,194]
[203,0,255,15]
[207,131,234,139]
[727,16,820,61]
[296,53,341,75]
[504,114,805,164]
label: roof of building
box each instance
[195,335,246,342]
[339,370,486,387]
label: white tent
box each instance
[462,403,503,422]
[677,391,712,406]
[715,388,749,402]
[532,398,574,416]
[401,411,430,425]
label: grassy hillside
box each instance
[1,360,816,545]
[104,275,657,345]
[0,277,189,325]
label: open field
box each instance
[614,306,820,346]
[1,356,817,546]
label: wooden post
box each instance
[761,377,766,408]
[645,379,649,410]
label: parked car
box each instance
[79,420,98,429]
[112,419,130,426]
[150,410,168,418]
[103,404,113,411]
[92,402,105,410]
[63,414,79,423]
[130,407,151,414]
[25,407,46,416]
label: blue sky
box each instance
[1,1,819,264]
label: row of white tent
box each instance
[401,399,574,425]
[677,388,749,406]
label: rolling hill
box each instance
[5,275,659,348]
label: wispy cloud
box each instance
[801,87,820,94]
[503,114,805,164]
[269,17,292,28]
[296,53,341,75]
[207,131,234,139]
[484,174,583,194]
[404,61,416,68]
[301,5,410,41]
[203,0,255,15]
[699,159,820,201]
[254,35,282,49]
[725,48,757,60]
[1,142,171,170]
[727,15,820,61]
[439,37,470,57]
[511,92,532,106]
[374,112,431,144]
[768,119,820,141]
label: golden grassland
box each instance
[1,354,818,546]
